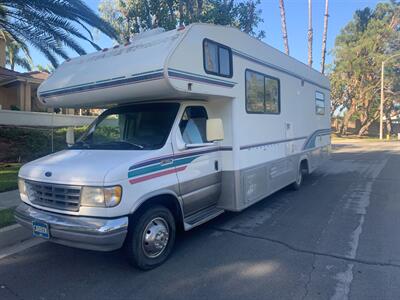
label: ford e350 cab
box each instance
[15,24,331,270]
[16,101,225,269]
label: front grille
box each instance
[26,181,82,212]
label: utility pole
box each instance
[380,61,384,140]
[307,0,313,67]
[380,53,400,140]
[279,0,290,55]
[321,0,329,74]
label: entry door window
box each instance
[179,106,208,144]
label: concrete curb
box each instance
[0,223,33,250]
[0,190,20,210]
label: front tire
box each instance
[126,205,176,270]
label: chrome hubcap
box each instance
[142,217,170,258]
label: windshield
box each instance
[71,103,180,150]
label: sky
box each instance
[22,0,384,73]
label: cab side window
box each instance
[179,106,208,144]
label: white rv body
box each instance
[16,24,330,265]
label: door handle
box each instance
[214,160,219,171]
[160,159,173,166]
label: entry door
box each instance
[173,106,221,216]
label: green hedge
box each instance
[0,126,87,163]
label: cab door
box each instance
[172,105,221,216]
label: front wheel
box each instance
[125,205,176,270]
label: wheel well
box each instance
[132,194,184,230]
[300,159,309,174]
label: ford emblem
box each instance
[45,171,52,177]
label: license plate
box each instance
[32,220,50,239]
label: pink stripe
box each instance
[129,166,187,184]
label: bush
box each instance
[0,126,87,163]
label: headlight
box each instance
[80,186,122,208]
[18,178,27,197]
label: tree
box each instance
[320,0,329,74]
[35,64,55,73]
[330,1,400,136]
[6,40,32,71]
[0,0,117,68]
[99,0,265,43]
[278,0,289,55]
[307,0,313,67]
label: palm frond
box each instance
[0,0,118,67]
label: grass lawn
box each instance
[0,208,16,228]
[0,163,21,192]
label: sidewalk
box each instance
[0,190,20,210]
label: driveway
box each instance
[1,141,400,300]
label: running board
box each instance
[184,206,224,230]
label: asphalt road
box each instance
[1,141,400,300]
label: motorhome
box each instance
[15,23,331,269]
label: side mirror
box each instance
[66,127,75,146]
[206,118,224,142]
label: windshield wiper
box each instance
[72,140,91,149]
[98,141,144,149]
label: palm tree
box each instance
[0,0,117,68]
[320,0,329,74]
[278,0,289,55]
[307,0,313,67]
[6,40,32,71]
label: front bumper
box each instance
[15,202,129,251]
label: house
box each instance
[0,67,74,114]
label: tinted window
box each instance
[219,47,231,76]
[74,103,179,150]
[204,40,218,73]
[315,91,325,115]
[265,77,279,113]
[246,69,280,114]
[246,71,264,113]
[203,39,232,78]
[179,106,208,144]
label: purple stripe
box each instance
[168,71,235,88]
[128,146,231,171]
[40,72,164,98]
[240,136,307,150]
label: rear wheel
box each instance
[291,163,305,190]
[126,205,176,270]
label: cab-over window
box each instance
[203,39,233,78]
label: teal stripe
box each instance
[128,156,199,178]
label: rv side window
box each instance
[246,69,280,114]
[265,77,279,113]
[179,106,208,144]
[315,91,325,115]
[246,71,264,113]
[203,39,232,78]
